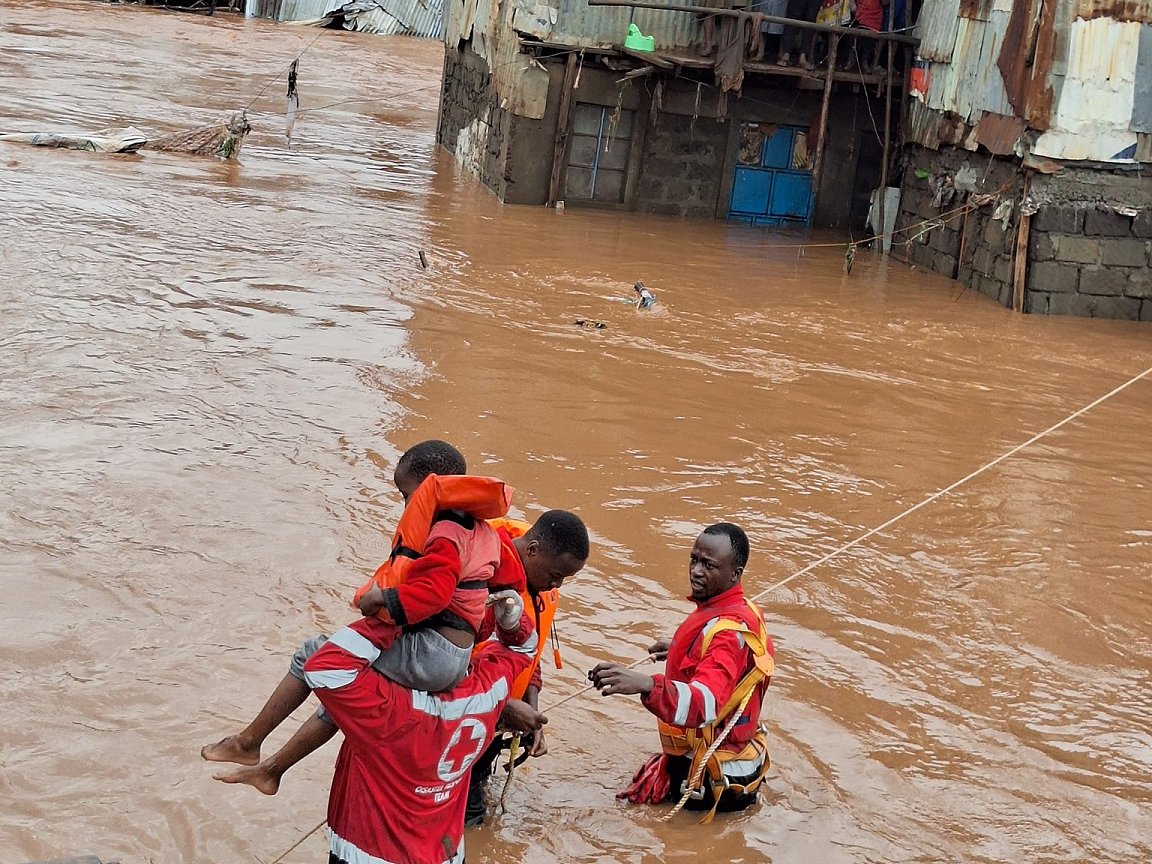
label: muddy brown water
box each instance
[2,3,1151,863]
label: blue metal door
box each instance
[728,124,813,227]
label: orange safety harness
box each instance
[656,602,775,823]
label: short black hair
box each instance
[702,522,749,571]
[397,440,466,482]
[529,510,590,561]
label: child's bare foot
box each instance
[213,763,281,796]
[201,734,261,766]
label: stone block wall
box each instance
[437,45,511,199]
[894,149,1024,308]
[1026,205,1152,320]
[635,112,729,218]
[896,144,1152,320]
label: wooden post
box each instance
[956,208,970,279]
[876,36,894,252]
[810,32,840,222]
[1012,177,1032,313]
[547,52,580,208]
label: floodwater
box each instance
[1,3,1150,863]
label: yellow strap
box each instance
[695,605,775,727]
[677,601,776,798]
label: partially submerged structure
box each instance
[890,0,1151,319]
[437,0,1151,320]
[245,0,446,37]
[436,0,913,229]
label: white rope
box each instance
[265,364,1151,856]
[746,362,1152,606]
[662,689,754,821]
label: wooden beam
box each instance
[618,65,657,82]
[617,45,675,68]
[810,32,840,222]
[1012,177,1032,313]
[588,0,920,45]
[547,51,581,208]
[877,39,894,252]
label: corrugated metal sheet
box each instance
[907,97,945,148]
[996,0,1055,127]
[924,13,1013,123]
[511,0,699,51]
[1133,23,1152,132]
[917,0,962,62]
[275,0,333,20]
[1075,0,1152,25]
[1033,16,1142,160]
[249,0,443,34]
[974,111,1024,153]
[245,0,335,20]
[343,0,445,36]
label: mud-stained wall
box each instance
[635,111,730,219]
[437,44,512,199]
[895,145,1152,320]
[439,47,885,228]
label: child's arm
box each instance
[370,527,465,626]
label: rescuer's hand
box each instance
[588,662,655,697]
[648,637,672,662]
[528,727,548,758]
[501,698,548,734]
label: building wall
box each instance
[634,111,730,219]
[437,44,512,199]
[895,143,1152,320]
[437,46,888,230]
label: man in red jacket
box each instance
[590,522,774,817]
[305,589,543,864]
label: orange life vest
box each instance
[474,518,560,701]
[351,474,514,606]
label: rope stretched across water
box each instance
[263,362,1152,861]
[540,361,1152,721]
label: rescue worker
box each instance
[590,522,774,819]
[464,511,590,826]
[304,588,544,864]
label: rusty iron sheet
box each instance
[938,112,970,146]
[997,0,1036,120]
[995,0,1057,130]
[1075,0,1152,24]
[917,0,962,62]
[906,98,943,148]
[975,111,1025,153]
[959,0,993,21]
[1025,0,1059,128]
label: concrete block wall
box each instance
[894,150,1023,308]
[634,112,729,219]
[896,144,1152,320]
[1027,205,1152,320]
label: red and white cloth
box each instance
[305,613,536,864]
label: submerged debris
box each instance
[144,112,251,159]
[0,128,147,153]
[0,113,251,160]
